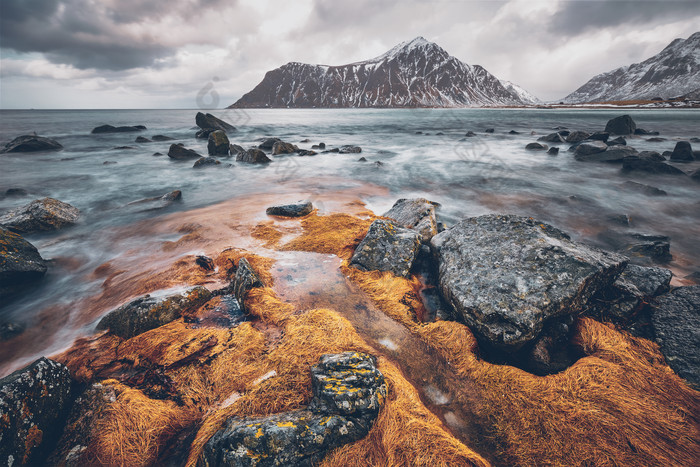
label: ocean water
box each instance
[1,108,699,375]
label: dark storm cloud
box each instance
[549,0,700,36]
[0,0,231,70]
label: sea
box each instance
[1,107,699,376]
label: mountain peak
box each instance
[366,36,442,63]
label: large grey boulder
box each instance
[350,219,422,277]
[0,227,48,301]
[382,198,440,243]
[0,197,79,234]
[669,141,694,162]
[652,286,700,387]
[168,144,202,160]
[96,286,212,339]
[195,112,236,133]
[1,135,63,153]
[207,130,230,156]
[430,214,627,352]
[604,115,636,135]
[0,358,73,466]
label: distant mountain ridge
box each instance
[228,37,536,108]
[563,32,700,103]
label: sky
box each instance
[1,0,699,109]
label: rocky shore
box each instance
[1,112,699,466]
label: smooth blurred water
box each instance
[1,108,699,374]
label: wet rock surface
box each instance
[430,214,627,353]
[236,148,271,164]
[577,145,637,163]
[0,197,80,234]
[193,156,222,168]
[200,352,386,467]
[208,130,231,156]
[525,142,548,150]
[258,138,281,150]
[620,181,667,196]
[0,357,73,466]
[652,286,700,387]
[621,154,686,175]
[229,258,264,312]
[669,141,694,162]
[271,141,298,155]
[382,198,440,243]
[564,131,590,143]
[573,140,608,157]
[266,200,313,217]
[168,144,202,160]
[0,227,48,301]
[604,115,636,135]
[96,286,213,339]
[339,145,362,154]
[91,124,146,134]
[196,112,236,133]
[350,219,422,277]
[1,135,64,153]
[127,190,182,211]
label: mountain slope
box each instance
[229,37,534,108]
[563,32,700,103]
[500,80,542,105]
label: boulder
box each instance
[573,140,608,157]
[485,128,495,133]
[167,144,201,160]
[135,136,151,143]
[430,214,626,353]
[229,144,246,156]
[200,352,385,467]
[0,358,73,466]
[621,154,686,175]
[607,136,627,146]
[624,233,672,264]
[266,200,313,217]
[271,141,299,155]
[350,219,422,278]
[151,135,175,141]
[382,198,440,243]
[525,142,548,150]
[0,197,80,234]
[634,128,659,136]
[258,138,281,150]
[297,150,318,157]
[564,131,590,143]
[339,145,362,154]
[236,148,271,164]
[311,142,327,149]
[588,132,610,142]
[230,258,264,312]
[207,130,230,156]
[537,132,565,143]
[1,135,63,153]
[0,227,47,301]
[195,112,236,133]
[96,286,213,339]
[669,141,694,162]
[620,181,667,196]
[547,147,559,155]
[91,124,145,134]
[576,146,637,162]
[193,157,222,168]
[652,286,700,387]
[637,150,665,161]
[464,131,477,137]
[604,115,636,135]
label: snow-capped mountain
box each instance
[500,80,541,105]
[563,32,700,103]
[229,37,534,108]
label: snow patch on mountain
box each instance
[500,80,542,105]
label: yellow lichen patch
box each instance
[321,358,489,467]
[280,213,373,260]
[251,221,283,249]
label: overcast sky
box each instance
[1,0,698,108]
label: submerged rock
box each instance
[266,200,313,217]
[236,148,271,164]
[135,136,152,143]
[195,112,236,133]
[669,141,694,162]
[168,144,202,160]
[0,357,73,466]
[604,115,636,135]
[382,198,440,243]
[271,141,299,155]
[652,286,700,387]
[621,154,686,175]
[339,145,362,154]
[151,135,175,141]
[207,130,231,156]
[538,132,566,143]
[229,144,246,157]
[0,197,80,234]
[547,147,559,155]
[1,134,63,153]
[96,286,213,339]
[564,131,590,143]
[258,137,281,150]
[620,181,667,196]
[91,124,145,134]
[0,227,47,302]
[573,140,608,157]
[430,214,627,353]
[525,142,548,150]
[607,136,627,146]
[193,156,222,168]
[624,233,672,264]
[576,145,637,162]
[127,190,182,211]
[350,219,422,278]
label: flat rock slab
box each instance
[168,144,202,160]
[382,198,440,242]
[652,286,700,387]
[0,227,47,301]
[266,201,313,217]
[0,357,73,466]
[350,219,421,277]
[576,146,637,162]
[430,214,627,352]
[196,112,236,132]
[91,124,145,134]
[0,197,79,234]
[1,135,63,153]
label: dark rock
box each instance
[271,141,299,155]
[339,145,362,154]
[1,134,63,153]
[374,161,384,168]
[382,198,440,243]
[620,180,667,196]
[508,130,520,135]
[4,188,28,197]
[0,321,24,341]
[195,129,214,139]
[576,145,637,162]
[236,148,271,164]
[464,131,477,137]
[358,157,367,162]
[538,132,565,143]
[624,233,672,263]
[604,115,636,135]
[547,147,559,155]
[112,146,136,150]
[0,227,47,301]
[685,271,700,283]
[91,124,145,134]
[326,148,340,153]
[527,316,577,375]
[436,132,444,136]
[153,152,163,156]
[311,142,327,149]
[201,352,385,467]
[258,138,281,150]
[229,144,246,156]
[652,286,700,387]
[297,150,318,156]
[661,150,673,159]
[430,214,626,353]
[168,144,201,160]
[691,169,700,182]
[525,142,548,150]
[637,150,665,161]
[207,130,230,156]
[573,140,608,157]
[669,141,694,162]
[230,258,263,312]
[485,128,495,133]
[299,138,311,143]
[350,219,421,278]
[634,128,659,136]
[127,190,182,211]
[588,132,610,142]
[193,156,222,168]
[196,255,215,271]
[195,112,236,133]
[621,264,672,297]
[564,131,590,143]
[622,154,686,175]
[694,150,700,159]
[151,135,175,141]
[690,137,700,143]
[608,214,631,226]
[266,200,313,217]
[647,137,666,142]
[135,136,151,143]
[0,357,73,466]
[607,136,627,146]
[96,286,212,339]
[0,197,79,234]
